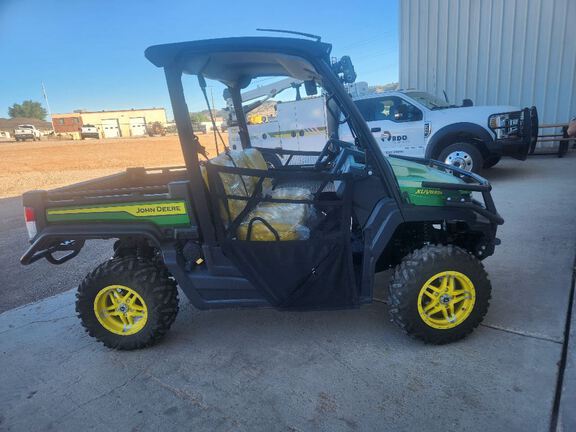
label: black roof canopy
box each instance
[145,37,333,86]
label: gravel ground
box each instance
[0,134,224,198]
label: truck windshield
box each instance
[404,91,452,110]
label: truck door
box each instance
[354,95,425,156]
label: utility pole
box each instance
[210,87,216,118]
[209,86,220,155]
[41,82,56,132]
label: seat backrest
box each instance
[201,149,271,224]
[243,149,273,192]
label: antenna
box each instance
[256,28,321,42]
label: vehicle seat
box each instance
[201,149,312,240]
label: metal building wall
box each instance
[400,0,576,124]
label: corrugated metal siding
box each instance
[400,0,576,124]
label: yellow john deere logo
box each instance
[133,204,185,215]
[47,202,187,217]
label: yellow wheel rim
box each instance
[417,271,476,329]
[93,285,148,336]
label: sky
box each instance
[0,0,399,120]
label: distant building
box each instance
[52,108,167,139]
[200,117,225,132]
[51,113,82,134]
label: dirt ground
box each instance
[0,134,226,198]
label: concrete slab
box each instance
[482,155,576,342]
[1,155,574,431]
[0,289,562,432]
[557,277,576,432]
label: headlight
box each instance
[489,114,508,130]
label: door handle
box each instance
[370,127,381,132]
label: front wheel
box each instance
[439,142,484,173]
[388,244,491,344]
[76,257,179,350]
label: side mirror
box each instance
[304,80,317,96]
[332,56,357,84]
[340,56,357,83]
[462,98,473,107]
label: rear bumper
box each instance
[488,107,539,160]
[81,133,99,139]
[15,134,34,140]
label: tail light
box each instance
[24,207,37,240]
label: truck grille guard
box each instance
[389,155,504,225]
[488,106,539,157]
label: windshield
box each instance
[184,73,324,157]
[404,91,451,109]
[181,64,361,165]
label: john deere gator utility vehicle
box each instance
[20,35,504,350]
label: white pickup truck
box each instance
[14,124,42,142]
[80,124,100,139]
[229,84,538,172]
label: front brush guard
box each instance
[389,155,504,225]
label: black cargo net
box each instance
[203,152,349,242]
[202,149,358,309]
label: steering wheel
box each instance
[314,139,351,170]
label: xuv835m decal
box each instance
[46,201,190,227]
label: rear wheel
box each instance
[439,142,484,173]
[76,257,178,350]
[388,244,491,344]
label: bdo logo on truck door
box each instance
[381,131,408,142]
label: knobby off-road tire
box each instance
[76,257,178,350]
[388,244,491,344]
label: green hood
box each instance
[387,157,470,206]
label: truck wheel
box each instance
[438,142,484,173]
[262,152,283,168]
[388,244,491,344]
[483,155,501,169]
[76,257,178,350]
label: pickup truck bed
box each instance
[21,166,196,265]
